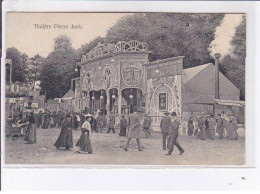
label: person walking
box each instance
[107,112,115,134]
[198,115,206,140]
[166,112,184,156]
[24,112,36,144]
[143,114,152,138]
[216,114,224,140]
[123,107,143,151]
[54,113,73,150]
[76,114,93,154]
[208,114,216,140]
[96,112,103,133]
[160,112,171,150]
[119,115,127,136]
[187,116,194,136]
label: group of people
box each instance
[11,107,239,157]
[187,114,239,141]
[160,112,185,156]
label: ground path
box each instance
[5,127,245,165]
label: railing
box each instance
[81,40,148,62]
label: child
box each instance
[76,114,93,154]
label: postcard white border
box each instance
[1,0,259,190]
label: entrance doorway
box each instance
[89,90,107,114]
[121,88,144,113]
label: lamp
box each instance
[155,69,160,74]
[129,94,133,99]
[98,66,102,70]
[75,68,78,72]
[92,96,95,100]
[111,58,115,62]
[100,96,104,99]
[112,95,116,99]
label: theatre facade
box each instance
[74,40,183,125]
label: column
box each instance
[118,89,122,115]
[118,61,122,115]
[106,90,110,115]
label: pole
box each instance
[10,63,12,83]
[214,53,221,99]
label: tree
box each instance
[6,47,28,83]
[104,13,224,68]
[40,35,78,99]
[220,15,246,100]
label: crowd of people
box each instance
[7,107,240,157]
[186,113,239,141]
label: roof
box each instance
[183,63,212,83]
[214,99,245,107]
[62,89,75,99]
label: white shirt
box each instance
[81,120,92,136]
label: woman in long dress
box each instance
[24,112,36,144]
[54,114,73,150]
[76,115,93,154]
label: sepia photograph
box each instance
[3,12,246,166]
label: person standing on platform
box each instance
[54,113,73,150]
[107,112,116,134]
[143,114,152,138]
[24,112,36,144]
[208,114,216,140]
[187,116,194,136]
[160,112,171,150]
[119,115,127,136]
[205,115,210,138]
[166,112,184,156]
[76,114,93,154]
[123,107,143,151]
[216,114,224,140]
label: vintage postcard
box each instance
[3,12,246,166]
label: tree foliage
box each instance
[40,35,78,99]
[6,47,28,83]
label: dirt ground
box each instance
[5,127,245,166]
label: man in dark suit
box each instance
[160,112,171,150]
[166,112,184,156]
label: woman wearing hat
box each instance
[54,113,73,150]
[76,114,93,154]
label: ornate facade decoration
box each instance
[147,75,181,124]
[121,62,143,87]
[81,65,118,92]
[81,40,148,62]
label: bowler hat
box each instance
[171,112,177,117]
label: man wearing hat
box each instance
[160,111,171,150]
[107,111,116,134]
[123,107,143,151]
[166,112,184,156]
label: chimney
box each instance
[214,53,221,99]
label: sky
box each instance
[6,13,132,58]
[6,13,244,58]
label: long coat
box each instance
[169,118,180,138]
[127,112,141,138]
[143,116,151,128]
[160,116,171,133]
[108,115,115,128]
